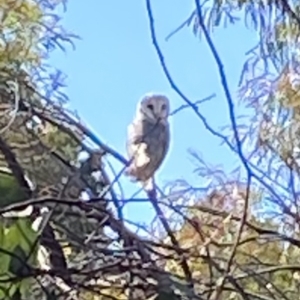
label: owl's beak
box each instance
[157,116,168,125]
[151,111,167,124]
[151,111,159,121]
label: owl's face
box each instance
[137,93,170,123]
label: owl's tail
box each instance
[125,167,156,196]
[142,177,154,193]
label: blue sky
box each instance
[49,0,258,226]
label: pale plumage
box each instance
[125,93,171,191]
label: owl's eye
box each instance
[147,104,154,110]
[161,104,167,110]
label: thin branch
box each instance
[170,93,216,116]
[0,136,32,199]
[165,11,196,42]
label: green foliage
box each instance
[0,0,43,67]
[0,170,29,208]
[0,217,39,299]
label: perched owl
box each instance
[125,93,171,191]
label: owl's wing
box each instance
[151,122,170,172]
[127,122,144,144]
[161,122,170,152]
[126,121,151,178]
[125,123,146,188]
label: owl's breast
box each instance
[144,123,168,154]
[126,118,170,182]
[141,120,170,178]
[143,118,169,143]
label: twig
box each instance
[165,11,196,42]
[0,136,32,199]
[279,0,300,28]
[170,93,216,116]
[0,80,20,134]
[148,190,194,284]
[193,1,252,297]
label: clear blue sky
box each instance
[49,1,258,226]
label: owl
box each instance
[125,93,171,191]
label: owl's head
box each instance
[136,93,170,123]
